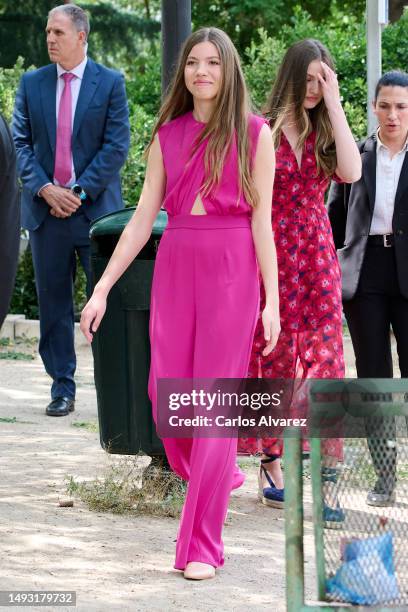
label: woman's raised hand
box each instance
[317,61,341,110]
[261,303,281,356]
[80,292,107,344]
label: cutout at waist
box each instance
[190,193,207,215]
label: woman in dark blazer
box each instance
[327,70,408,506]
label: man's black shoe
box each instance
[45,397,75,417]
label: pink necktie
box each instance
[54,72,75,186]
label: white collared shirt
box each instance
[55,56,88,186]
[370,129,408,235]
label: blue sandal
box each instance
[322,467,345,529]
[258,455,284,508]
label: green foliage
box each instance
[71,420,99,432]
[191,0,365,55]
[341,101,367,141]
[73,262,88,317]
[0,351,35,360]
[121,40,160,207]
[0,1,59,68]
[0,57,27,122]
[122,103,155,206]
[0,0,160,69]
[65,457,186,517]
[125,38,161,115]
[0,336,37,360]
[192,0,287,53]
[80,0,160,19]
[383,9,408,70]
[81,2,160,70]
[244,30,285,112]
[9,244,90,321]
[9,246,39,320]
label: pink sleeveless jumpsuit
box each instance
[148,111,266,570]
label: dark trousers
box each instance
[343,244,408,492]
[30,208,92,400]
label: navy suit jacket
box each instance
[13,58,130,231]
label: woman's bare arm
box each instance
[80,135,166,342]
[251,124,281,355]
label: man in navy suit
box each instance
[13,4,130,416]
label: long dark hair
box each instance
[264,38,337,177]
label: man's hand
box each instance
[40,184,81,218]
[49,208,67,218]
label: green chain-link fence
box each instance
[285,379,408,611]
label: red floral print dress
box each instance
[238,130,344,459]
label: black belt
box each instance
[367,234,394,247]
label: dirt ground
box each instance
[0,337,386,612]
[0,340,324,612]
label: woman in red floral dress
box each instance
[238,39,361,525]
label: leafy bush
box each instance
[125,38,161,116]
[244,30,286,112]
[191,0,365,56]
[383,10,408,70]
[9,246,38,320]
[122,39,161,206]
[122,104,155,206]
[9,245,90,322]
[0,57,27,122]
[0,1,160,70]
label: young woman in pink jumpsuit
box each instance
[237,39,362,526]
[80,28,280,579]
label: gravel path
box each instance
[0,336,387,611]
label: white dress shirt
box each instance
[370,129,408,235]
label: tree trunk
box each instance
[144,0,151,20]
[389,0,407,22]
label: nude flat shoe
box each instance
[183,562,216,580]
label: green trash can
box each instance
[89,207,167,456]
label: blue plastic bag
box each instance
[326,532,400,605]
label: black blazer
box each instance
[0,113,20,328]
[327,133,408,300]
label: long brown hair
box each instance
[264,39,337,177]
[147,27,258,206]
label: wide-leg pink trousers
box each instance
[148,215,259,569]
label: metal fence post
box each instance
[310,437,326,602]
[285,429,305,612]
